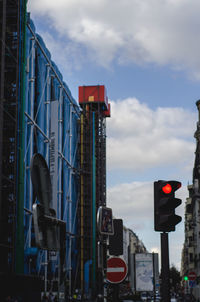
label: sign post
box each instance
[106,257,127,302]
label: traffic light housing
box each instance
[109,219,123,256]
[154,180,182,232]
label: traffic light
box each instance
[154,180,182,232]
[109,219,123,256]
[184,275,188,281]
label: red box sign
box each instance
[79,85,108,109]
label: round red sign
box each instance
[188,271,197,281]
[106,257,127,284]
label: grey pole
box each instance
[161,232,170,302]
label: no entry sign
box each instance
[188,271,197,281]
[106,257,127,284]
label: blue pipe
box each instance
[84,259,92,294]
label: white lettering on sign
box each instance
[107,267,125,273]
[50,101,58,211]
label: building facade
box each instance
[181,101,200,300]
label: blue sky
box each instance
[27,0,200,270]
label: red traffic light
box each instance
[154,180,182,232]
[162,183,172,194]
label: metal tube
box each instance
[27,23,80,117]
[45,65,50,151]
[28,37,35,249]
[161,232,170,302]
[44,57,51,295]
[58,87,63,300]
[92,112,96,293]
[80,114,84,293]
[16,0,27,274]
[24,111,50,142]
[68,103,73,297]
[58,87,63,220]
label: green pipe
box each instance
[16,0,27,274]
[92,112,96,289]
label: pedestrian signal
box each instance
[97,206,114,235]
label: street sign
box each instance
[106,257,127,284]
[189,280,196,288]
[97,206,114,235]
[188,271,197,281]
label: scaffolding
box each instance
[0,0,21,275]
[22,17,80,299]
[0,3,111,300]
[78,86,111,297]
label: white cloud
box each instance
[107,98,196,171]
[150,247,159,254]
[35,30,86,72]
[108,181,154,228]
[107,180,186,232]
[106,99,193,269]
[28,0,200,77]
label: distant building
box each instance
[181,101,200,300]
[128,228,148,254]
[181,185,195,276]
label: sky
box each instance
[27,0,200,270]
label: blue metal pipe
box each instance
[84,259,92,294]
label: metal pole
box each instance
[161,232,170,302]
[58,86,63,301]
[44,62,50,295]
[112,284,119,302]
[152,252,155,302]
[92,112,96,296]
[80,114,84,293]
[69,103,72,298]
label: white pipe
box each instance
[44,64,51,294]
[69,103,73,297]
[58,86,63,300]
[58,86,63,220]
[28,37,35,250]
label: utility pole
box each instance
[161,233,170,302]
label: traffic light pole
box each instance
[161,232,170,302]
[154,180,182,302]
[112,284,119,302]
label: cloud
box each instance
[106,99,192,270]
[28,0,200,78]
[107,180,186,232]
[150,247,159,254]
[35,30,86,72]
[107,98,196,171]
[108,181,154,229]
